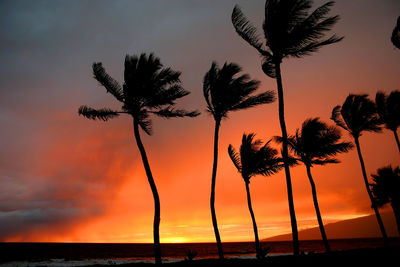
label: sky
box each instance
[0,0,399,243]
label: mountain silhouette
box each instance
[264,212,397,241]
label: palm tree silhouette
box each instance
[370,165,400,235]
[203,62,275,259]
[228,133,282,258]
[331,94,389,246]
[276,118,352,252]
[375,91,400,152]
[391,16,400,49]
[231,0,343,255]
[78,53,199,264]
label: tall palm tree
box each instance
[78,53,199,264]
[276,118,352,252]
[331,94,389,246]
[231,0,343,255]
[370,165,400,235]
[375,90,400,152]
[391,16,400,49]
[228,133,282,258]
[203,62,275,259]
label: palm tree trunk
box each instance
[274,62,299,256]
[391,201,400,236]
[305,165,331,253]
[133,119,162,265]
[354,137,389,247]
[245,180,260,256]
[393,129,400,153]
[210,119,224,259]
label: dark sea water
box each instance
[1,238,399,265]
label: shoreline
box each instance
[1,247,399,267]
[1,238,400,266]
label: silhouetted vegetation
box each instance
[69,3,400,263]
[78,53,199,264]
[331,94,389,246]
[276,118,353,252]
[231,0,343,255]
[370,166,400,235]
[375,91,400,152]
[184,249,198,261]
[203,62,275,259]
[228,133,282,258]
[391,16,400,49]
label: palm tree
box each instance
[375,91,400,152]
[78,53,199,264]
[370,165,400,235]
[331,94,389,246]
[391,16,400,49]
[276,118,352,252]
[231,0,343,255]
[228,133,282,258]
[203,62,275,259]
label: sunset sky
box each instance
[0,0,399,243]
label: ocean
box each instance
[1,238,399,266]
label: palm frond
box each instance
[146,85,190,107]
[285,117,352,167]
[152,106,200,118]
[203,62,218,118]
[302,1,335,26]
[153,67,181,88]
[375,90,400,131]
[231,91,275,111]
[228,144,242,172]
[370,165,400,207]
[274,135,299,156]
[260,0,342,61]
[232,5,270,57]
[391,16,400,49]
[311,158,339,166]
[238,134,283,178]
[261,57,276,78]
[341,94,382,136]
[203,61,274,121]
[375,91,387,121]
[331,105,349,131]
[136,109,152,135]
[92,63,124,102]
[288,34,343,58]
[285,1,343,57]
[78,105,120,121]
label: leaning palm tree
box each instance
[232,0,343,255]
[391,16,400,49]
[78,53,199,264]
[375,90,400,152]
[276,118,352,252]
[203,62,275,259]
[228,133,282,258]
[370,165,400,235]
[331,94,389,246]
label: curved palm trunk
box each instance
[274,62,299,255]
[210,119,224,259]
[244,180,260,256]
[133,119,162,265]
[390,201,400,235]
[305,165,331,253]
[392,129,400,153]
[354,137,389,247]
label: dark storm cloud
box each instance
[0,208,95,239]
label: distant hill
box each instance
[264,212,398,241]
